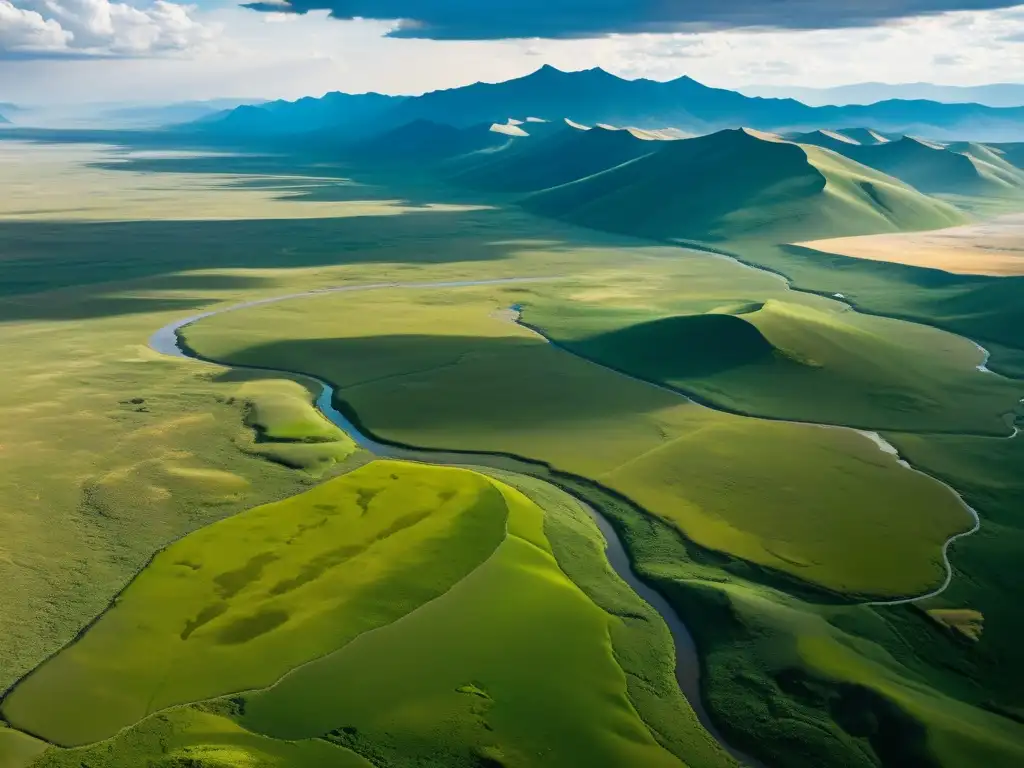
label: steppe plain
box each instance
[0,130,1022,768]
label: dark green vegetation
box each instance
[450,121,661,192]
[583,479,1024,768]
[522,128,967,243]
[889,432,1024,713]
[350,119,510,164]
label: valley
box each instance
[2,63,1024,768]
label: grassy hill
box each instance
[834,127,891,144]
[795,135,1024,196]
[450,121,663,193]
[522,128,967,244]
[791,128,892,149]
[529,297,1021,434]
[993,141,1024,168]
[945,141,1024,186]
[345,119,510,164]
[791,129,861,152]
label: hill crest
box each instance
[522,128,966,244]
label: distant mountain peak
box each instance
[529,64,567,76]
[524,64,621,81]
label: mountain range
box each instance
[334,114,1013,246]
[191,65,1024,142]
[741,82,1024,109]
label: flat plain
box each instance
[798,213,1024,276]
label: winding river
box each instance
[149,274,1011,767]
[150,276,767,766]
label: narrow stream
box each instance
[149,278,762,767]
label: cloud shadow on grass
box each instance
[0,206,539,321]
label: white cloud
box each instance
[0,1,72,52]
[1,0,217,56]
[595,5,1024,87]
[0,3,1022,104]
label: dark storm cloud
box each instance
[241,0,1024,39]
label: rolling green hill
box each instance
[529,297,1021,434]
[791,128,892,149]
[796,134,1024,196]
[522,128,967,244]
[944,141,1024,187]
[791,129,862,152]
[450,120,663,193]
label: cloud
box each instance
[0,0,217,56]
[240,0,1024,39]
[0,1,72,52]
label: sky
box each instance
[1,0,1024,105]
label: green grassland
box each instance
[474,468,729,767]
[0,139,727,697]
[886,431,1024,710]
[12,459,734,768]
[183,284,971,598]
[0,727,45,768]
[29,707,376,768]
[521,282,1022,434]
[3,461,508,746]
[3,137,1023,768]
[237,467,696,768]
[567,480,1024,768]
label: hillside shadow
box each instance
[203,333,686,432]
[0,296,220,323]
[88,153,352,183]
[87,151,500,209]
[0,273,274,322]
[568,313,778,379]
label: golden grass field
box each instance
[798,213,1024,276]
